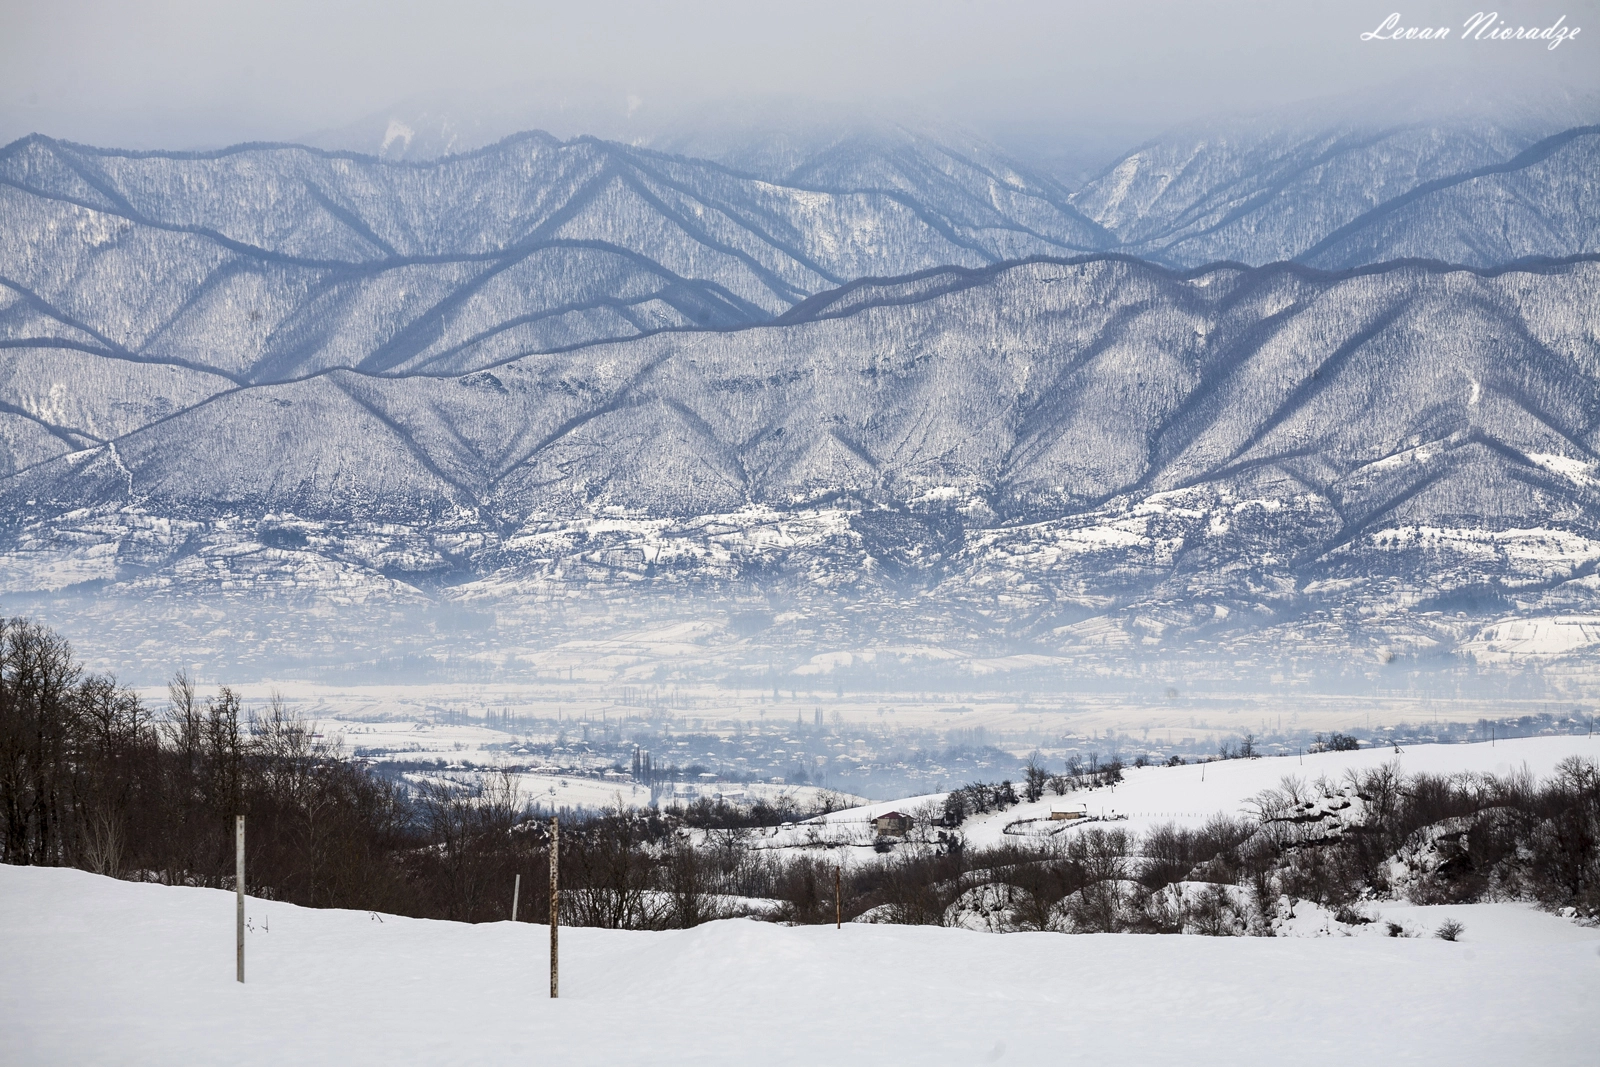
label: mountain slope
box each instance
[6,255,1597,556]
[3,117,1599,669]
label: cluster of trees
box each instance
[941,780,1020,822]
[676,795,804,830]
[1216,735,1257,760]
[1308,732,1361,753]
[942,756,1132,822]
[1,616,429,911]
[6,615,1596,933]
[1062,754,1125,788]
[1252,761,1600,917]
[824,820,1261,934]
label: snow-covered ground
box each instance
[3,865,1596,1066]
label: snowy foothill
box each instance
[960,733,1600,843]
[3,865,1597,1066]
[760,735,1600,860]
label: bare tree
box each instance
[1023,758,1048,803]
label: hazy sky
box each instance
[2,0,1596,154]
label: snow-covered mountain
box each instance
[2,118,1594,397]
[13,253,1600,521]
[3,116,1598,677]
[1072,120,1600,268]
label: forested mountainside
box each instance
[1,120,1595,395]
[10,254,1599,524]
[1071,121,1600,269]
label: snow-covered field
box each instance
[3,865,1596,1066]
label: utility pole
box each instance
[512,873,521,922]
[835,865,841,929]
[549,816,560,998]
[235,815,245,984]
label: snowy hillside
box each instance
[4,837,1597,1065]
[16,254,1600,526]
[782,736,1600,857]
[2,117,1595,399]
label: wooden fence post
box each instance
[549,816,559,998]
[235,815,245,984]
[512,873,521,922]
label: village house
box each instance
[873,811,911,836]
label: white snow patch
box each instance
[1463,614,1600,662]
[380,119,415,155]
